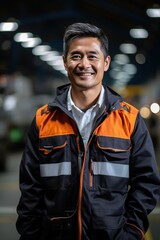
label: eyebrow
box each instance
[70,50,99,55]
[70,51,81,55]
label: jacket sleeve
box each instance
[16,117,44,240]
[124,112,160,239]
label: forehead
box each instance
[68,37,102,53]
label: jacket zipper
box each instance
[89,159,93,188]
[78,151,84,174]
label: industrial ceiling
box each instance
[0,0,160,89]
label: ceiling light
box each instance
[146,8,160,17]
[0,22,18,31]
[109,69,120,79]
[3,95,17,111]
[140,106,151,119]
[110,61,121,69]
[39,50,59,57]
[21,37,42,48]
[119,43,137,54]
[53,65,65,71]
[40,54,61,62]
[135,53,146,64]
[14,32,33,42]
[60,70,67,76]
[47,58,63,66]
[114,54,130,65]
[150,103,160,114]
[111,71,130,81]
[123,64,137,75]
[129,28,148,38]
[32,45,51,55]
[49,59,64,66]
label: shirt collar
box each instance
[67,86,105,111]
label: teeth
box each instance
[79,73,93,75]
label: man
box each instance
[16,22,160,240]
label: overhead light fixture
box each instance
[21,37,42,48]
[140,106,151,119]
[119,43,137,54]
[40,53,61,62]
[150,103,160,114]
[114,54,130,65]
[109,69,120,79]
[0,22,18,32]
[53,65,65,71]
[3,95,17,111]
[47,58,63,66]
[110,70,131,81]
[146,7,160,18]
[123,64,137,75]
[130,28,148,38]
[32,45,51,55]
[14,32,33,42]
[135,53,146,64]
[49,59,64,66]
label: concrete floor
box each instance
[0,151,159,240]
[0,151,21,240]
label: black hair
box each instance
[63,22,109,59]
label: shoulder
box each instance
[36,104,49,116]
[120,101,139,115]
[36,104,57,129]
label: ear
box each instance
[62,55,68,71]
[104,55,111,72]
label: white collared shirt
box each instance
[67,86,105,147]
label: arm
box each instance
[124,112,160,239]
[16,117,44,240]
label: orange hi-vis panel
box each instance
[36,104,78,138]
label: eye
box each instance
[88,54,98,60]
[71,54,81,60]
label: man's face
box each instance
[63,37,111,91]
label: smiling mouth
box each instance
[76,72,94,76]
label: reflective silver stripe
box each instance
[40,162,71,177]
[92,162,129,178]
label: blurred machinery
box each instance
[0,75,9,171]
[0,73,52,171]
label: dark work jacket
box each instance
[16,84,160,240]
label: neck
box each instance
[71,86,102,110]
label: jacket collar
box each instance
[48,83,123,113]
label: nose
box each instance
[79,56,91,68]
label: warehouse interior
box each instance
[0,1,160,239]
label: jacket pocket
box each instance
[39,135,67,155]
[41,213,77,240]
[96,136,131,160]
[92,212,125,230]
[38,135,78,190]
[92,208,125,240]
[89,136,130,190]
